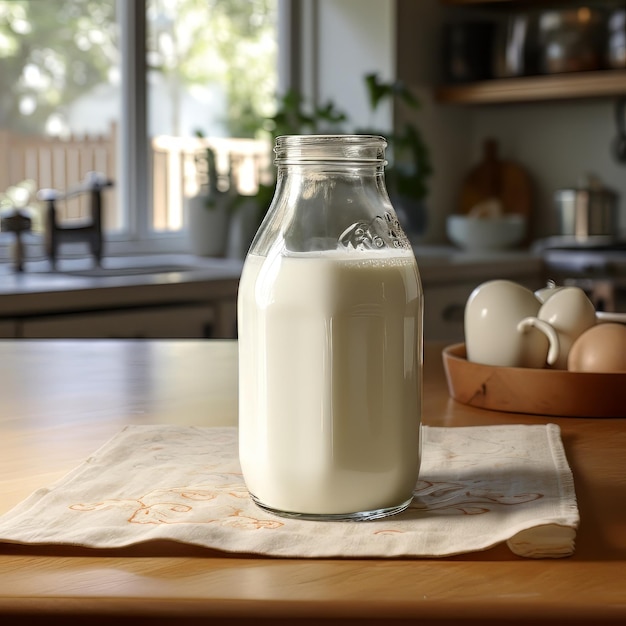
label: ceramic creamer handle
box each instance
[516,316,560,366]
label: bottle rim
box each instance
[274,134,387,165]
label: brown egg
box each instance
[567,323,626,373]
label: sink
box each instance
[61,264,197,278]
[0,254,244,281]
[4,255,206,279]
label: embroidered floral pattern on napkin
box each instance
[0,424,579,558]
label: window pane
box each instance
[146,0,277,233]
[0,0,122,234]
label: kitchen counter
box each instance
[0,247,542,297]
[0,248,544,340]
[0,339,624,625]
[413,244,543,284]
[0,254,244,316]
[0,255,244,338]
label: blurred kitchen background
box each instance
[0,0,625,340]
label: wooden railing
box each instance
[0,124,270,232]
[151,134,271,231]
[0,123,118,229]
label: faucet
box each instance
[0,179,36,272]
[1,209,32,272]
[38,172,113,269]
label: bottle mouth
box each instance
[274,134,387,165]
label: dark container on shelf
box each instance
[442,21,496,83]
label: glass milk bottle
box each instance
[238,135,423,521]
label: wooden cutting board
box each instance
[459,139,532,219]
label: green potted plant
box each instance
[360,72,433,236]
[248,89,348,222]
[226,89,348,257]
[186,131,234,257]
[232,74,432,248]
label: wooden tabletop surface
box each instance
[0,339,624,625]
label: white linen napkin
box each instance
[0,424,578,558]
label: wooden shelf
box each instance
[436,70,626,104]
[441,0,519,4]
[441,0,590,5]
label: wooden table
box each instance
[0,340,624,625]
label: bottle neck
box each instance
[246,134,411,256]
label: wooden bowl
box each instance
[442,343,626,418]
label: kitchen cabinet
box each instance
[423,273,542,342]
[417,250,544,341]
[0,256,242,339]
[5,287,240,339]
[17,304,218,339]
[424,282,475,342]
[0,320,17,338]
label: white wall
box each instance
[299,0,395,132]
[471,100,626,239]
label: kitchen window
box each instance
[0,0,280,258]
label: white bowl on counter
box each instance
[446,214,527,251]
